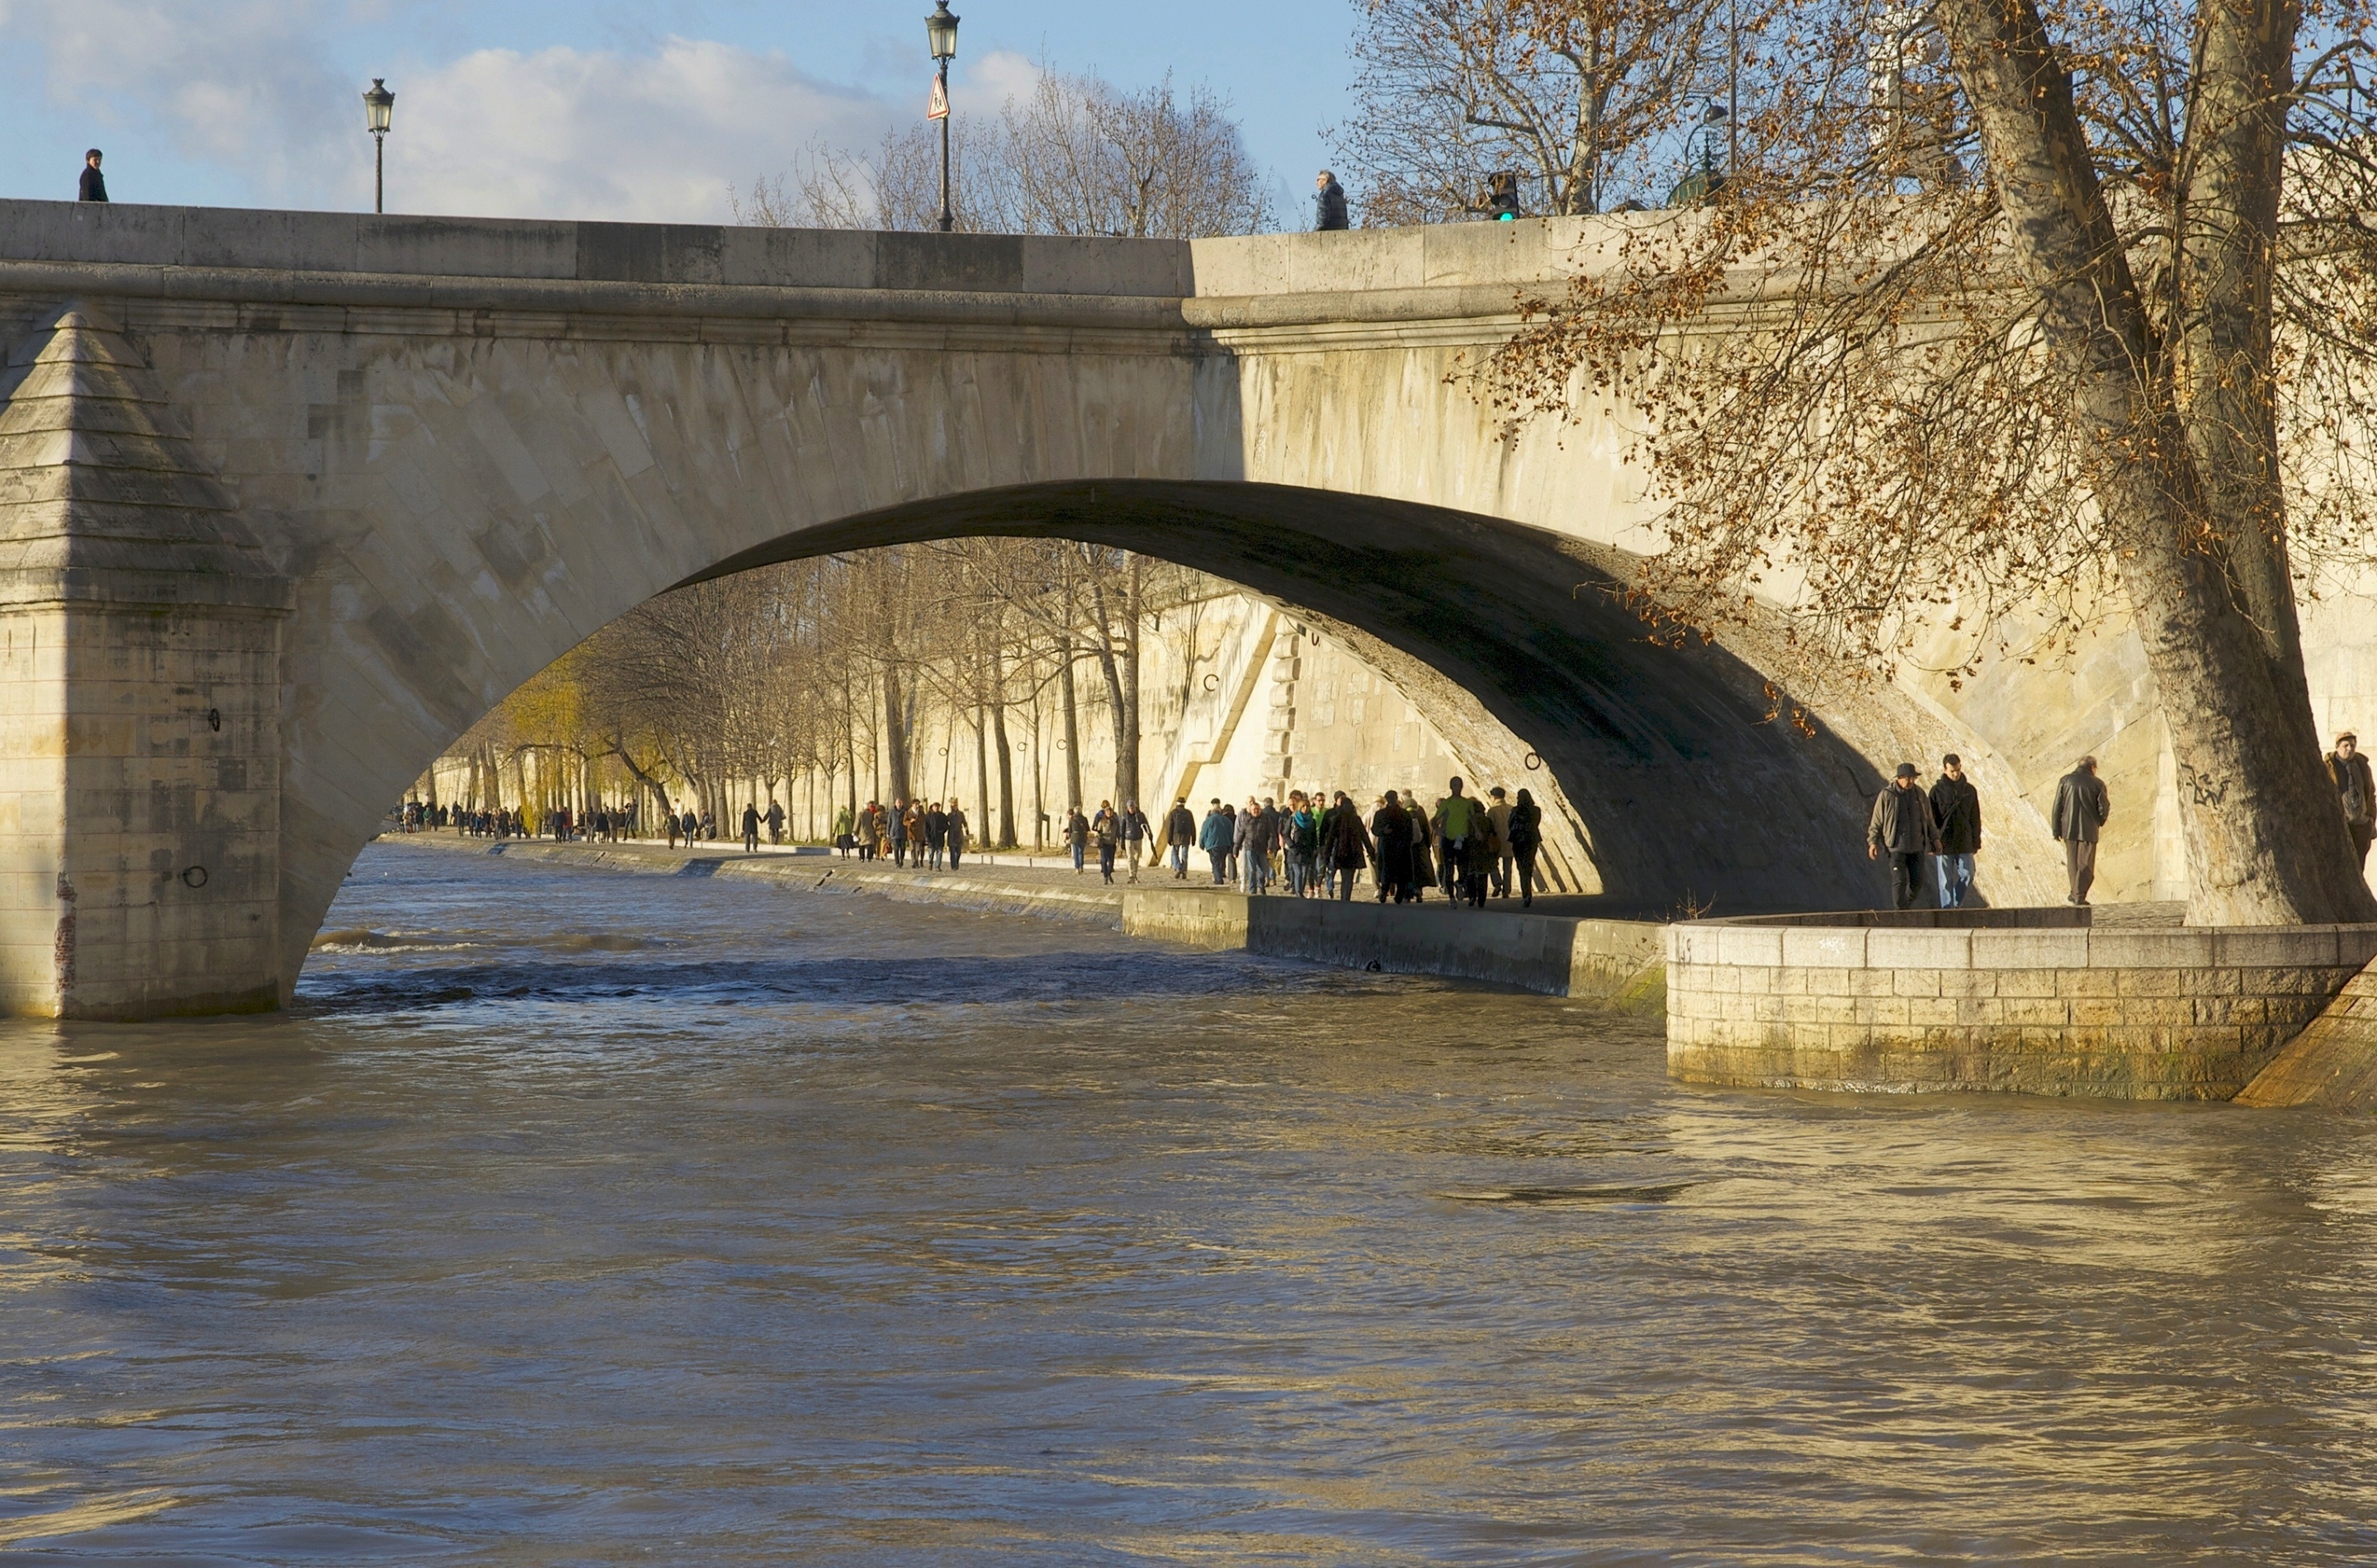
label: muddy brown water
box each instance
[2,843,2374,1563]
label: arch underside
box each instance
[687,479,1894,919]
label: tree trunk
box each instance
[1120,553,1143,811]
[1058,635,1084,815]
[989,640,1018,847]
[1936,0,2375,925]
[974,700,992,841]
[881,660,912,807]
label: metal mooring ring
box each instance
[181,866,209,888]
[1524,752,1543,771]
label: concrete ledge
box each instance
[1667,910,2377,1101]
[1125,887,1664,1008]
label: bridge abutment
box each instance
[0,305,291,1018]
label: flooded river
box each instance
[4,842,2376,1563]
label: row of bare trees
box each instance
[740,65,1272,237]
[442,542,1212,847]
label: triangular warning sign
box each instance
[927,77,949,120]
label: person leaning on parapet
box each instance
[1314,170,1349,231]
[1928,754,1982,909]
[1165,797,1198,879]
[2330,731,2375,871]
[1868,763,1941,911]
[78,149,107,202]
[2050,756,2110,905]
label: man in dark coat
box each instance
[1324,790,1373,900]
[1868,763,1940,910]
[1927,753,1982,909]
[78,150,107,202]
[1370,792,1415,903]
[740,801,761,853]
[2050,756,2110,905]
[2329,732,2375,872]
[1165,797,1198,879]
[1314,170,1349,231]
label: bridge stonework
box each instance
[0,201,2370,1018]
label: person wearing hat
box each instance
[2051,756,2110,905]
[2329,732,2375,872]
[1868,762,1940,910]
[78,150,107,203]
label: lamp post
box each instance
[362,78,395,214]
[925,2,960,233]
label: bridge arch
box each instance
[0,204,2062,1016]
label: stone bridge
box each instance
[1,200,2370,1018]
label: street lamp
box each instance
[925,2,959,233]
[362,78,395,215]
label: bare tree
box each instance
[1335,0,1729,222]
[1481,0,2377,924]
[739,64,1272,237]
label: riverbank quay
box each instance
[1666,907,2377,1102]
[367,834,1667,1004]
[1122,887,1665,1008]
[374,834,1128,925]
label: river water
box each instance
[4,843,2376,1564]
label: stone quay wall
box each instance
[1124,887,1666,1008]
[1666,914,2377,1101]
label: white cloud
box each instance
[390,39,899,221]
[3,2,910,222]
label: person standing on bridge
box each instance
[1928,755,1982,909]
[2330,732,2375,872]
[741,801,761,854]
[78,150,107,202]
[1868,763,1940,910]
[1315,170,1349,231]
[1165,797,1197,879]
[946,802,970,870]
[2050,757,2110,905]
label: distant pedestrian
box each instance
[1371,792,1415,903]
[1434,778,1482,905]
[1927,754,1982,909]
[945,802,969,870]
[667,807,683,849]
[1198,797,1231,884]
[1165,797,1197,879]
[1509,788,1543,907]
[2330,732,2375,871]
[1066,805,1090,874]
[765,798,785,846]
[1867,763,1940,910]
[889,798,911,867]
[680,806,700,848]
[2050,756,2110,905]
[740,801,761,853]
[1092,801,1120,883]
[1314,169,1349,231]
[78,150,106,203]
[925,802,949,871]
[834,805,853,855]
[1122,801,1149,883]
[1486,786,1514,899]
[1324,790,1373,900]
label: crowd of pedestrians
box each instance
[1164,776,1548,909]
[834,798,974,871]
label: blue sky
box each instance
[0,1,1359,223]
